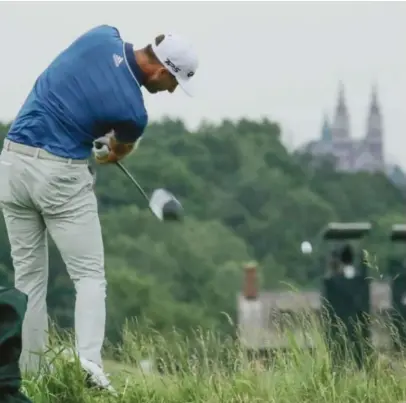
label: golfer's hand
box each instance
[92,140,116,164]
[93,134,135,164]
[92,134,120,164]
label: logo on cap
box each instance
[187,71,195,78]
[165,58,181,73]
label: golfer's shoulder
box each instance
[73,25,122,55]
[80,24,121,43]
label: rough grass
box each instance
[21,319,406,403]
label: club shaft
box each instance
[93,140,151,204]
[115,161,150,202]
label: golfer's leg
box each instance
[2,206,48,374]
[44,189,106,367]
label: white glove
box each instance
[93,143,110,159]
[92,136,111,159]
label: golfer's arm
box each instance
[110,120,145,159]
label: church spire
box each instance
[369,83,379,114]
[365,83,384,168]
[366,83,382,135]
[332,81,351,140]
[337,81,346,111]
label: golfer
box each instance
[0,25,198,392]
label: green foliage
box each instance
[22,326,406,402]
[0,117,404,340]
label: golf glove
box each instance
[92,135,112,163]
[92,143,110,159]
[92,132,139,164]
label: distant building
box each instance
[299,83,406,187]
[237,263,392,351]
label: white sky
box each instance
[1,1,405,167]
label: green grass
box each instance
[20,321,406,403]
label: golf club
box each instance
[93,141,183,222]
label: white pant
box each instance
[0,140,106,373]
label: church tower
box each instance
[332,82,351,140]
[364,84,384,171]
[331,82,352,170]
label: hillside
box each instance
[0,118,404,341]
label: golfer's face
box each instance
[159,70,179,93]
[146,68,178,94]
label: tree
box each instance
[0,117,404,339]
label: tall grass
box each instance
[21,315,406,403]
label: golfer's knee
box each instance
[15,268,48,298]
[73,270,107,296]
[68,259,105,280]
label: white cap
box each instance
[151,33,198,96]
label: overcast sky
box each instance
[1,1,405,167]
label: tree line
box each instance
[0,118,404,343]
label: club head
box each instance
[162,199,183,221]
[149,189,183,222]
